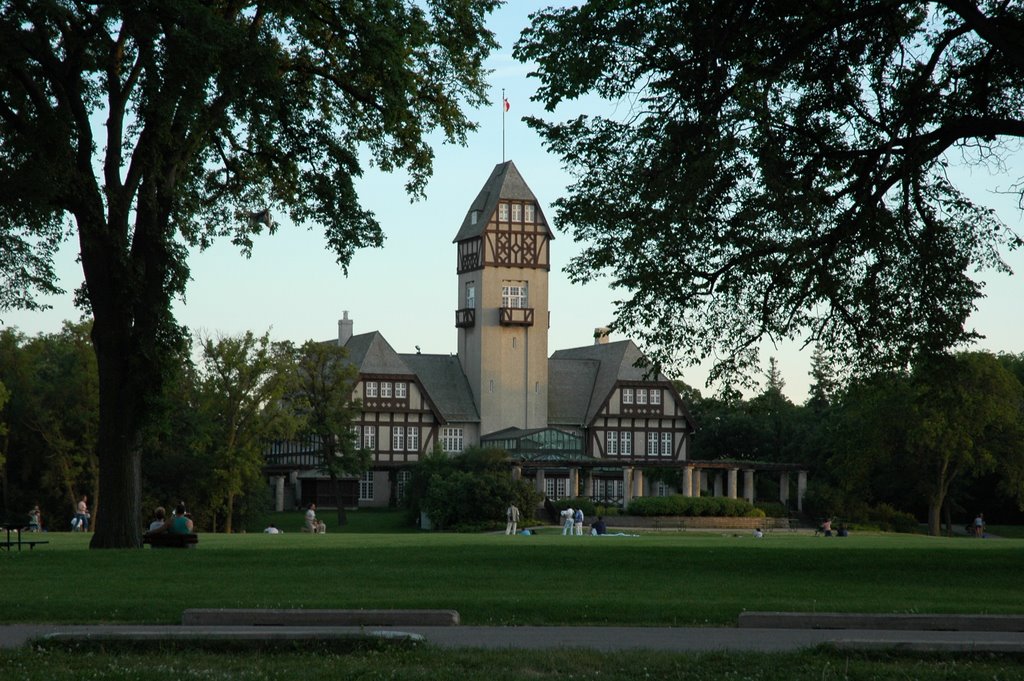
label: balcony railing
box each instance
[455,308,476,328]
[499,307,534,326]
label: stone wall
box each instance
[602,516,793,530]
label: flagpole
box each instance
[502,88,506,162]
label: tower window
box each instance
[465,281,476,308]
[511,204,522,222]
[524,204,535,223]
[498,203,509,221]
[501,281,528,308]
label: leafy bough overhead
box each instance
[0,0,499,547]
[516,0,1024,385]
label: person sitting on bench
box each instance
[148,502,194,536]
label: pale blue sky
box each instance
[3,2,1022,402]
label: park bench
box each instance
[1,523,49,551]
[143,533,198,548]
[0,538,49,551]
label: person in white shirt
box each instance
[506,504,520,535]
[561,507,575,535]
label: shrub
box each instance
[755,501,788,518]
[627,495,759,517]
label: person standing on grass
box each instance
[506,503,520,535]
[974,513,985,538]
[573,507,584,536]
[28,504,42,532]
[561,507,575,535]
[73,495,90,532]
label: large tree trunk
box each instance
[927,498,943,537]
[89,330,144,548]
[225,491,235,534]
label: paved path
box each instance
[3,624,1024,653]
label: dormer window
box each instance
[498,203,509,221]
[471,210,479,225]
[511,204,522,222]
[525,204,535,222]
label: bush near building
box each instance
[628,496,764,518]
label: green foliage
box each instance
[0,1,499,547]
[413,447,541,531]
[755,502,788,518]
[549,497,597,517]
[0,324,99,529]
[516,2,1023,386]
[196,331,297,533]
[627,496,760,518]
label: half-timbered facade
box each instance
[267,161,703,511]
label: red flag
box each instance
[503,97,510,112]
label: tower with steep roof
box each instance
[453,161,553,435]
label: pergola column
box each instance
[779,471,790,506]
[682,466,694,498]
[632,468,644,498]
[536,468,546,496]
[512,464,522,481]
[569,468,580,498]
[692,468,703,497]
[727,468,738,499]
[273,475,285,512]
[622,467,633,508]
[743,469,755,504]
[797,470,808,511]
[583,470,594,498]
[289,471,300,508]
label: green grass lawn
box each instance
[4,518,1024,679]
[3,519,1021,626]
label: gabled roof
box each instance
[343,332,413,376]
[452,160,554,242]
[549,340,689,427]
[399,353,480,424]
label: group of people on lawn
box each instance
[145,502,195,536]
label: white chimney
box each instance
[594,326,610,345]
[338,311,353,346]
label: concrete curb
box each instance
[181,608,460,627]
[37,628,423,647]
[738,612,1024,632]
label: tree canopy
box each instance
[0,1,499,547]
[516,0,1024,384]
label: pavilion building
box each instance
[265,162,806,512]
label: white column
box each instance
[289,471,300,508]
[622,467,633,508]
[797,470,808,511]
[691,468,702,497]
[727,468,738,499]
[512,465,522,481]
[569,468,579,498]
[743,469,755,504]
[682,466,693,498]
[274,476,285,512]
[632,468,644,498]
[779,471,790,506]
[536,468,546,496]
[583,471,594,498]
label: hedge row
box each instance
[627,495,764,518]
